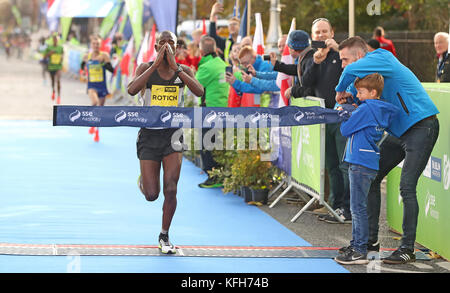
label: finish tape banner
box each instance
[53,105,351,128]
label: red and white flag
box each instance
[145,23,157,62]
[275,18,296,107]
[136,31,149,65]
[252,13,265,55]
[120,36,134,77]
[202,18,207,35]
[100,22,118,54]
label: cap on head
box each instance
[287,30,311,51]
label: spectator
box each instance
[227,42,243,107]
[240,36,253,48]
[175,39,191,67]
[335,73,399,265]
[191,28,203,47]
[244,30,314,99]
[373,26,397,57]
[434,32,449,83]
[209,1,240,63]
[277,34,288,55]
[274,30,315,100]
[335,36,439,264]
[196,36,230,107]
[225,46,272,107]
[300,18,351,224]
[195,36,230,188]
[367,39,380,52]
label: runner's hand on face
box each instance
[153,44,166,68]
[165,44,178,71]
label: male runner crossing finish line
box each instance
[127,31,204,254]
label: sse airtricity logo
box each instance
[294,111,304,122]
[69,110,81,122]
[115,110,127,123]
[250,112,261,123]
[160,111,172,123]
[205,111,217,124]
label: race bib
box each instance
[88,64,104,83]
[50,53,62,64]
[150,85,179,107]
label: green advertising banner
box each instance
[386,83,450,260]
[290,98,324,197]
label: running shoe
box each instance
[319,208,352,224]
[94,128,99,142]
[382,247,415,264]
[339,241,380,254]
[335,247,369,265]
[198,177,223,188]
[88,127,96,134]
[51,91,55,101]
[158,233,176,254]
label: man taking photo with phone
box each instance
[299,18,352,225]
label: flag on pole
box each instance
[125,0,143,51]
[120,36,134,77]
[101,22,119,53]
[253,13,264,55]
[99,1,123,39]
[136,31,149,65]
[233,0,240,19]
[202,19,207,35]
[276,18,296,107]
[145,23,157,62]
[237,0,247,43]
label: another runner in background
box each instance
[81,35,115,142]
[44,33,64,104]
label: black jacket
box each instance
[437,52,450,83]
[279,49,315,99]
[300,49,343,109]
[209,21,234,62]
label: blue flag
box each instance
[238,0,247,41]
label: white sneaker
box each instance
[158,233,176,254]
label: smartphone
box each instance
[311,40,327,49]
[225,66,233,74]
[263,54,270,61]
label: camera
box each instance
[225,66,233,74]
[311,40,327,49]
[263,54,270,61]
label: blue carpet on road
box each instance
[0,121,347,273]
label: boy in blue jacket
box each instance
[335,73,399,264]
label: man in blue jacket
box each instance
[335,37,440,264]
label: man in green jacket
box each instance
[195,35,230,107]
[195,36,229,188]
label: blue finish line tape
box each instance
[53,105,351,128]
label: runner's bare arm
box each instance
[164,46,204,97]
[178,65,204,97]
[128,47,166,96]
